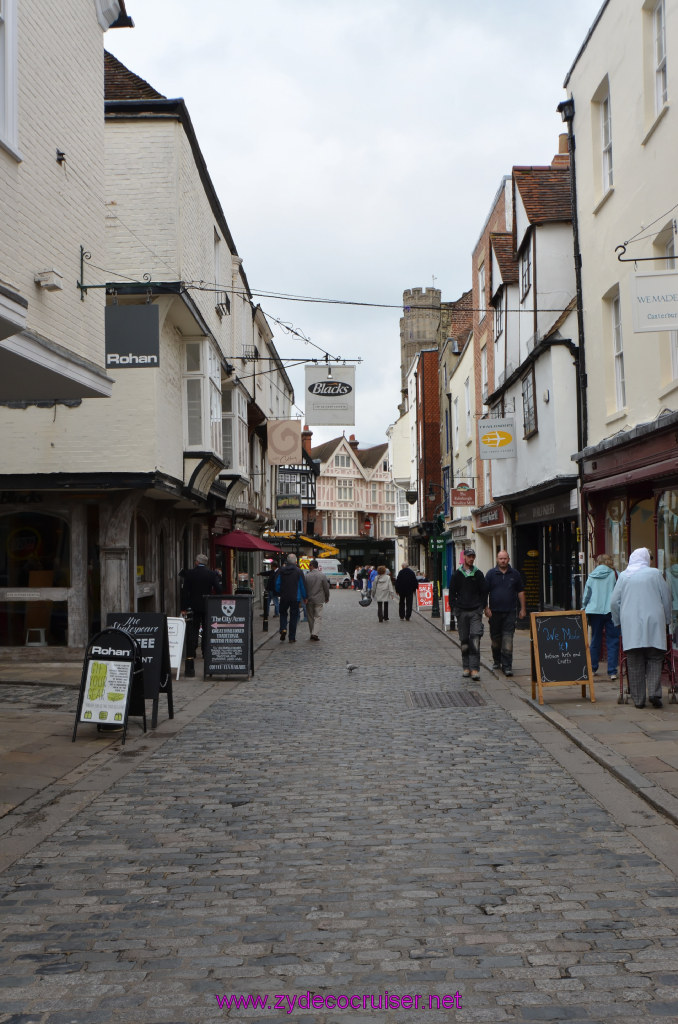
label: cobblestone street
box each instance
[2,591,678,1023]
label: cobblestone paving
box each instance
[1,593,678,1023]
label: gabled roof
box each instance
[513,166,571,225]
[310,437,345,464]
[104,51,165,101]
[356,443,388,471]
[490,232,518,285]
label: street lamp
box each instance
[427,482,447,620]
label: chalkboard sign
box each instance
[72,627,147,746]
[106,612,174,726]
[530,611,595,705]
[203,594,253,679]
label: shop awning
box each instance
[214,529,282,552]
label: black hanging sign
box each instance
[72,627,147,746]
[530,610,596,705]
[106,612,173,727]
[203,594,253,679]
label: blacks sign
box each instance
[203,594,253,679]
[530,610,595,705]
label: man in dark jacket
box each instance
[274,553,307,643]
[450,548,487,680]
[484,550,526,676]
[395,562,419,621]
[180,554,222,677]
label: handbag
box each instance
[359,594,372,607]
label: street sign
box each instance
[530,610,595,706]
[203,594,253,679]
[417,582,433,609]
[106,612,173,728]
[72,627,147,746]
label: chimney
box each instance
[301,424,313,455]
[348,434,360,451]
[551,133,570,169]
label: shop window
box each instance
[658,489,678,633]
[521,368,537,437]
[0,511,70,587]
[604,497,627,571]
[629,497,655,562]
[136,514,152,583]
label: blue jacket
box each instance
[274,564,307,602]
[582,564,617,615]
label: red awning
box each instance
[214,529,282,552]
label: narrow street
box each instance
[2,590,678,1023]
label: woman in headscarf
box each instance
[610,548,672,708]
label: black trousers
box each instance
[399,593,414,619]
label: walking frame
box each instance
[617,628,677,704]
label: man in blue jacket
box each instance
[274,553,307,643]
[484,550,526,677]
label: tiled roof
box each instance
[356,443,388,470]
[513,166,571,225]
[104,51,166,101]
[310,437,344,464]
[490,233,518,285]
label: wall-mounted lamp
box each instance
[557,98,575,123]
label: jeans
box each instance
[398,593,414,620]
[489,609,517,670]
[588,613,619,674]
[455,607,483,671]
[377,601,389,621]
[264,592,279,618]
[279,597,300,640]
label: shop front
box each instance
[512,488,581,613]
[473,503,510,569]
[577,411,678,630]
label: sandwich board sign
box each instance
[530,610,596,705]
[106,612,173,727]
[203,594,253,679]
[166,616,187,679]
[72,628,146,746]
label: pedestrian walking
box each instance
[395,561,419,621]
[483,550,526,676]
[304,559,330,641]
[610,547,672,708]
[353,565,363,591]
[582,553,619,680]
[274,553,307,643]
[371,564,395,622]
[450,548,487,680]
[180,553,221,677]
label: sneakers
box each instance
[608,672,618,681]
[462,669,471,678]
[492,663,501,670]
[471,670,480,681]
[504,668,513,677]
[279,629,286,642]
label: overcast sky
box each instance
[108,0,603,448]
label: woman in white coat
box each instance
[610,548,672,708]
[372,565,395,623]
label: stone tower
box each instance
[399,287,442,398]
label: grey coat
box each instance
[610,566,671,650]
[304,568,330,604]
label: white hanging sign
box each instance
[304,365,355,426]
[478,418,516,460]
[631,271,678,333]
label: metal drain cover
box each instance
[405,689,486,709]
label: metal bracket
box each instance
[615,242,667,264]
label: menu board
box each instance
[204,595,253,679]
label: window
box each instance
[184,342,222,455]
[481,346,488,410]
[522,368,537,436]
[381,515,396,537]
[655,0,668,111]
[465,458,473,486]
[395,486,408,520]
[601,94,613,193]
[478,264,486,321]
[221,386,248,472]
[520,243,531,299]
[453,397,459,450]
[332,511,356,536]
[612,294,626,409]
[494,291,503,339]
[334,453,350,468]
[442,466,450,514]
[484,462,491,505]
[385,482,396,504]
[371,482,378,504]
[338,480,353,501]
[0,0,18,154]
[444,408,450,454]
[464,377,471,435]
